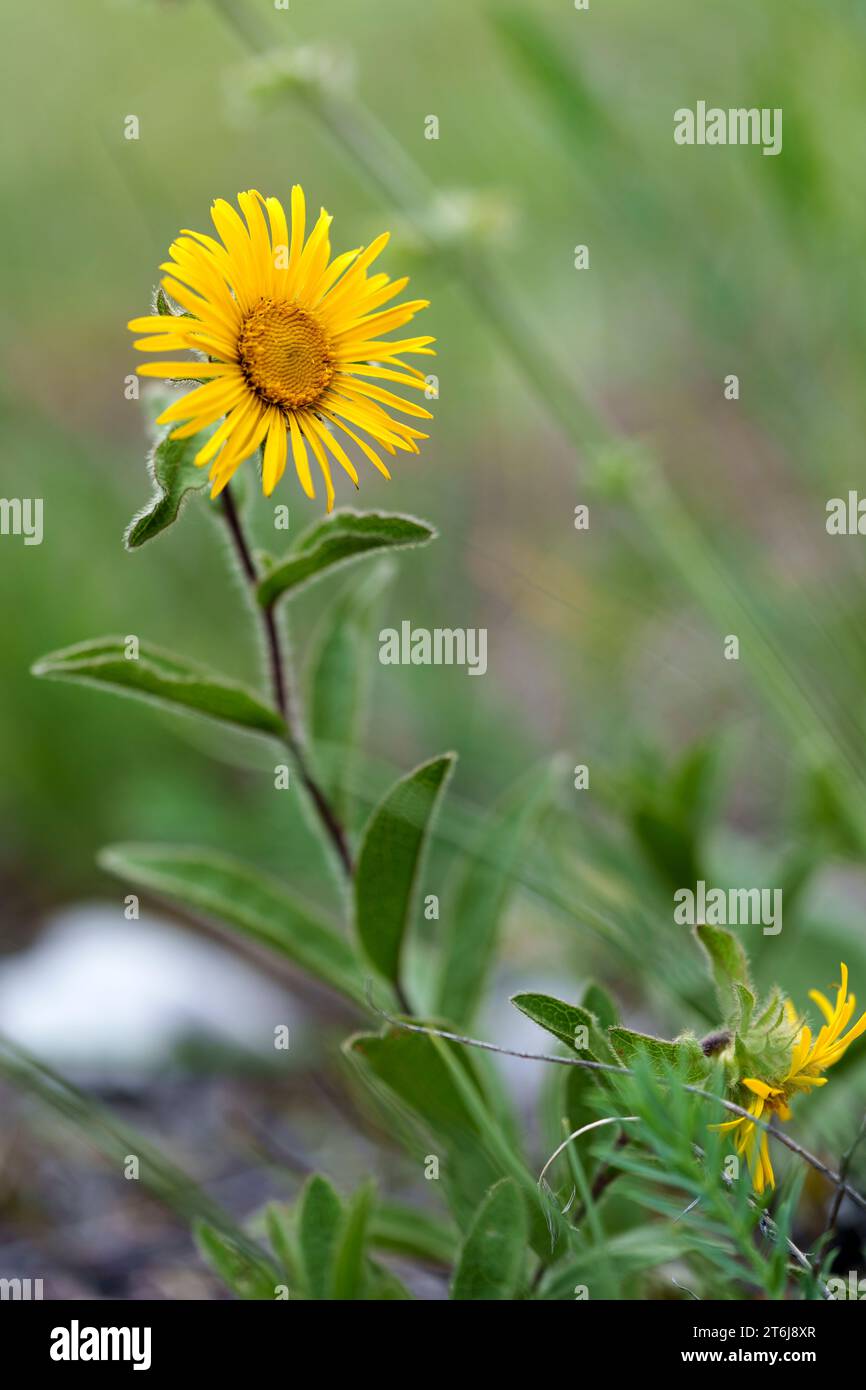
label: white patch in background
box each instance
[0,905,296,1074]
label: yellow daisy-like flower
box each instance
[712,963,866,1194]
[129,188,435,508]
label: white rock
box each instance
[0,904,295,1074]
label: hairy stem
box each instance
[220,485,354,877]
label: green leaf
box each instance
[332,1180,375,1301]
[125,423,210,549]
[608,1026,709,1083]
[98,843,365,1005]
[32,637,286,739]
[733,981,755,1032]
[671,738,723,829]
[194,1220,280,1300]
[695,922,752,1011]
[264,1203,298,1281]
[630,803,699,892]
[753,986,786,1032]
[437,761,558,1023]
[582,981,619,1031]
[451,1179,527,1300]
[307,561,393,824]
[298,1175,343,1300]
[354,753,455,988]
[369,1200,458,1267]
[540,1226,689,1299]
[345,1025,502,1229]
[155,285,184,317]
[257,508,436,606]
[347,1024,489,1139]
[365,1260,413,1300]
[511,993,600,1058]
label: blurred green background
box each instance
[2,0,866,1262]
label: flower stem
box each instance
[208,0,866,851]
[220,484,354,878]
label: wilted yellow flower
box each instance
[129,188,434,508]
[712,963,866,1194]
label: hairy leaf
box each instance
[98,843,364,1004]
[451,1179,527,1300]
[354,753,455,988]
[332,1180,375,1301]
[695,922,752,1012]
[125,424,210,549]
[511,993,601,1060]
[608,1026,708,1083]
[257,508,436,606]
[298,1175,343,1300]
[32,637,285,738]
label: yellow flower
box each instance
[711,963,866,1194]
[129,189,435,508]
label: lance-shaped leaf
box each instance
[437,760,558,1024]
[695,922,753,1014]
[194,1221,281,1300]
[540,1226,690,1300]
[354,753,455,988]
[264,1204,298,1282]
[511,993,602,1060]
[582,980,619,1031]
[369,1201,458,1267]
[98,844,365,1005]
[608,1026,709,1083]
[32,637,285,739]
[125,424,210,549]
[345,1025,502,1230]
[733,981,756,1032]
[307,561,393,823]
[257,508,436,606]
[451,1179,527,1300]
[298,1175,343,1300]
[332,1180,376,1301]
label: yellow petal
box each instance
[261,412,288,496]
[137,362,238,380]
[319,409,392,480]
[741,1077,781,1100]
[307,415,359,486]
[808,989,835,1025]
[288,412,315,500]
[299,414,335,512]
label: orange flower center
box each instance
[238,299,335,410]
